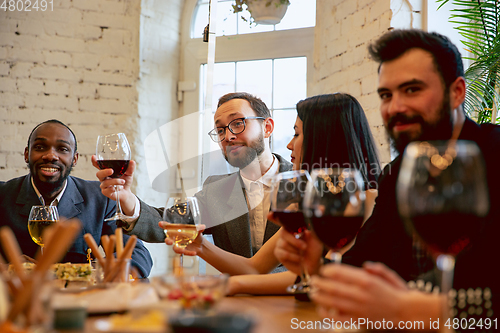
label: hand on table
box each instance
[92,155,137,215]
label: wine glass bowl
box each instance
[268,170,311,293]
[28,205,59,252]
[96,133,131,221]
[163,196,201,271]
[304,168,365,263]
[397,141,489,257]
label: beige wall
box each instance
[312,0,392,164]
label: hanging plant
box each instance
[437,0,500,124]
[232,0,291,25]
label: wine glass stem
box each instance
[437,254,455,333]
[114,185,122,216]
[300,258,310,285]
[330,252,342,264]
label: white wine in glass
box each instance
[163,196,201,270]
[28,205,59,254]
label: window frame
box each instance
[179,0,314,188]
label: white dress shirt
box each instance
[240,156,280,252]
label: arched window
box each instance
[193,0,316,37]
[180,0,316,183]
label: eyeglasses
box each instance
[208,117,265,142]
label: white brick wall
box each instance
[312,0,392,164]
[0,0,143,181]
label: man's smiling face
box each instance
[378,48,454,153]
[25,122,78,193]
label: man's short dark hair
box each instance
[217,92,272,119]
[368,29,464,90]
[27,119,78,152]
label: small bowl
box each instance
[155,274,229,312]
[170,312,254,333]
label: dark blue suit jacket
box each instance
[0,175,153,277]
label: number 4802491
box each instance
[1,0,54,11]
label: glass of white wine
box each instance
[163,196,201,271]
[28,205,59,254]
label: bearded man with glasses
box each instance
[94,92,292,264]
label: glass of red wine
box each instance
[303,168,365,264]
[96,133,131,222]
[397,141,488,320]
[269,170,311,293]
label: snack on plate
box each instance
[54,263,92,281]
[7,262,35,274]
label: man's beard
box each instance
[223,135,266,169]
[30,162,73,197]
[388,93,454,154]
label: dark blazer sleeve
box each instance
[127,198,166,243]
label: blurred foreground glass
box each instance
[95,133,131,222]
[397,141,489,329]
[28,205,59,254]
[269,170,311,293]
[163,196,201,273]
[303,168,365,263]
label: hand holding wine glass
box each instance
[95,133,131,221]
[28,205,59,254]
[162,196,201,273]
[269,170,311,293]
[304,168,365,264]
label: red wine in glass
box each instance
[411,213,483,257]
[273,211,307,235]
[96,133,131,222]
[268,170,311,294]
[397,141,489,332]
[310,215,364,252]
[97,160,130,178]
[304,168,366,263]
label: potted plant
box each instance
[437,0,500,123]
[232,0,291,25]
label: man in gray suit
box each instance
[95,92,292,259]
[0,120,153,277]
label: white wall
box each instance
[0,0,141,180]
[137,0,184,277]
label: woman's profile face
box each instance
[286,116,303,170]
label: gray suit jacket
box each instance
[0,175,153,277]
[133,154,292,259]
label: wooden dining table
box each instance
[79,295,328,333]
